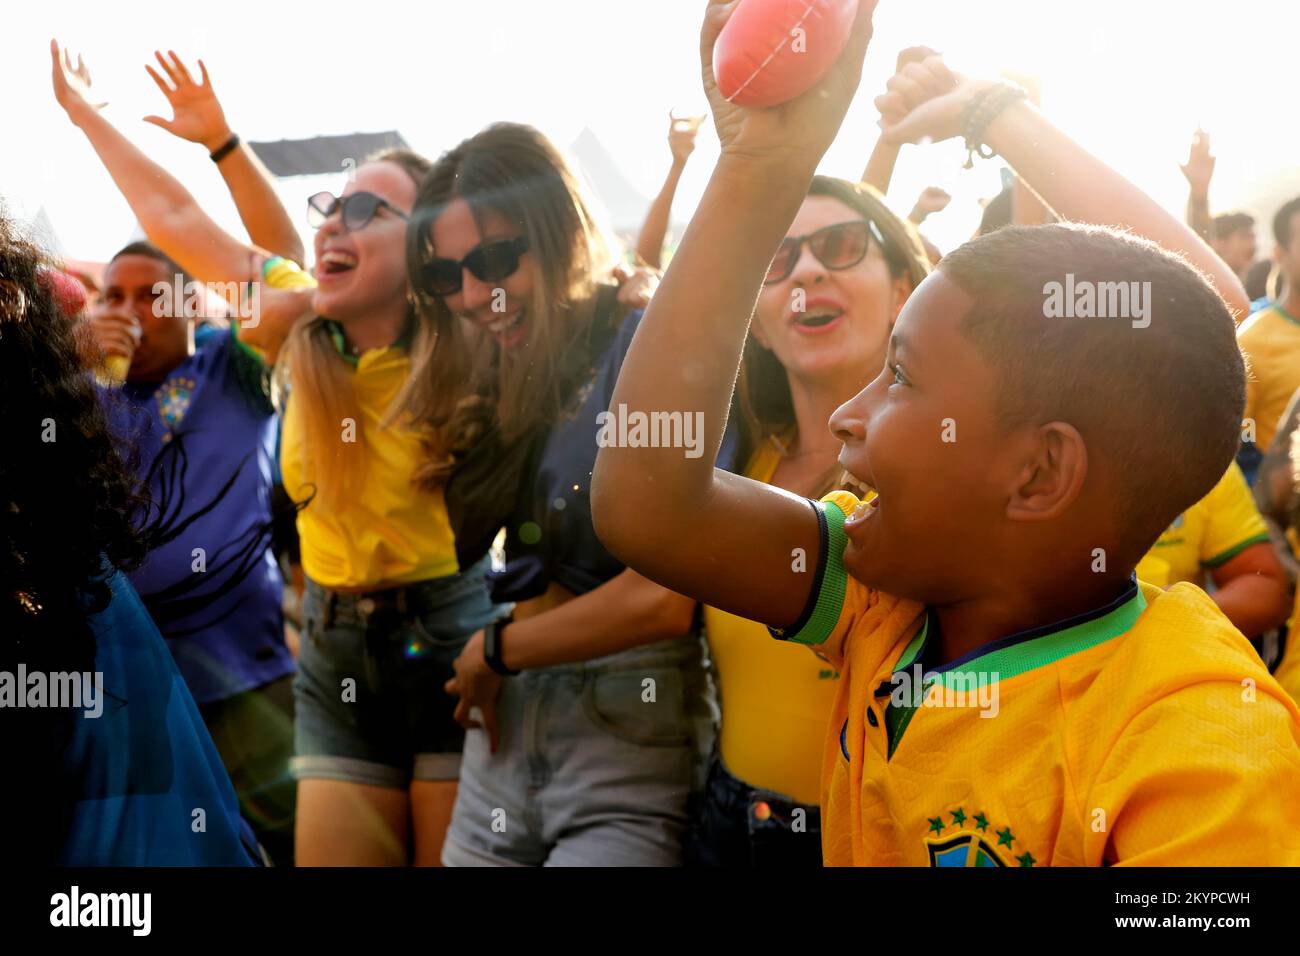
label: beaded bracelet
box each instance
[960,83,1027,168]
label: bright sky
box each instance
[5,0,1297,265]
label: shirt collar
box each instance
[325,318,413,367]
[895,576,1146,685]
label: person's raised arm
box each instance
[143,50,305,266]
[50,40,260,285]
[859,46,937,191]
[877,57,1250,317]
[634,113,703,269]
[1180,128,1215,243]
[591,0,880,628]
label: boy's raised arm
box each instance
[591,0,879,629]
[878,57,1250,317]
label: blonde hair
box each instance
[273,148,432,511]
[399,123,616,489]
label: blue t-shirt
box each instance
[489,310,737,601]
[59,570,258,866]
[104,327,291,703]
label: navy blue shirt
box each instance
[488,310,737,602]
[104,327,291,704]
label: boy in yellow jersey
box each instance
[1137,463,1288,640]
[591,4,1300,866]
[1238,196,1300,459]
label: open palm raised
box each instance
[143,50,232,152]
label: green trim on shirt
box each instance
[1272,302,1300,328]
[325,318,413,368]
[938,586,1148,685]
[325,320,359,367]
[781,498,850,646]
[1204,533,1271,569]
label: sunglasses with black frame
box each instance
[763,219,888,286]
[307,191,409,233]
[415,235,531,298]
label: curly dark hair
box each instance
[0,215,147,644]
[0,212,150,860]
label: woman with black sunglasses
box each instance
[399,122,726,866]
[687,175,930,866]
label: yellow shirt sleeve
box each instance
[1086,681,1300,865]
[1201,463,1270,568]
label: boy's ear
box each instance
[1006,422,1088,522]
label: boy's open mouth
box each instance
[844,491,880,528]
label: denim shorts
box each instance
[290,558,502,788]
[442,635,716,866]
[685,752,823,867]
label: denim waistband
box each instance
[706,752,821,822]
[307,557,493,629]
[515,632,706,682]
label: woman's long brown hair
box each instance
[399,123,615,489]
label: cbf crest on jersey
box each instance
[923,807,1037,867]
[156,375,197,438]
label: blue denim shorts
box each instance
[290,559,502,788]
[685,753,823,867]
[442,635,716,866]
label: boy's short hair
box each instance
[1273,197,1300,249]
[939,223,1244,560]
[1213,211,1255,241]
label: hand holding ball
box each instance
[713,0,860,108]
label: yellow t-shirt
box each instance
[778,491,1300,866]
[1239,303,1300,452]
[702,440,840,806]
[1135,463,1269,587]
[260,259,458,590]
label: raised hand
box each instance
[668,111,705,163]
[50,39,106,125]
[143,51,233,151]
[701,0,879,169]
[1179,129,1215,198]
[875,54,982,146]
[909,185,952,223]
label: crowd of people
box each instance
[5,0,1300,867]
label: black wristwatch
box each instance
[483,613,518,676]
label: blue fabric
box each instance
[104,328,292,704]
[488,310,738,602]
[59,570,258,866]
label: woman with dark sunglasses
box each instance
[397,122,725,866]
[50,44,500,866]
[688,176,930,866]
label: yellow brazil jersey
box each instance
[1135,463,1269,587]
[776,491,1300,866]
[1239,303,1300,452]
[257,258,459,590]
[702,439,840,806]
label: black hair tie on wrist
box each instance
[209,133,240,163]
